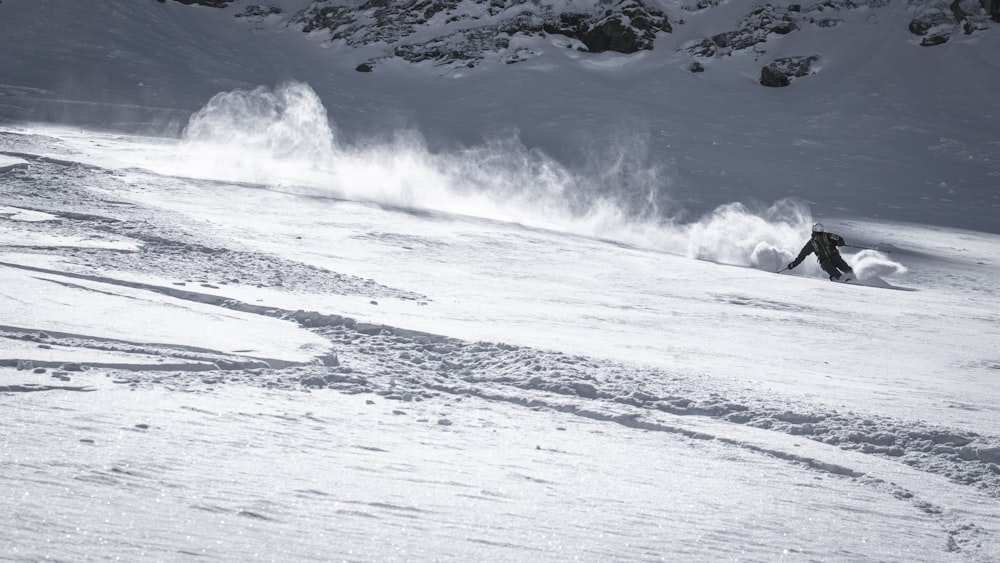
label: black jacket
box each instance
[791,232,845,267]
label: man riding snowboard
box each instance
[787,223,855,281]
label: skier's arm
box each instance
[788,242,814,269]
[829,234,845,246]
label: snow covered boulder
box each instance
[759,55,820,87]
[908,0,992,46]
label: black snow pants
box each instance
[820,254,853,279]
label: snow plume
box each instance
[176,82,678,238]
[681,203,911,278]
[577,129,675,222]
[179,82,336,185]
[175,82,813,266]
[685,200,814,270]
[850,249,908,281]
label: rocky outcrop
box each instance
[291,0,671,71]
[235,5,283,19]
[544,1,672,54]
[760,55,821,87]
[908,0,991,45]
[683,5,798,58]
[157,0,234,7]
[160,0,997,79]
[675,0,993,86]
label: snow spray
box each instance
[176,81,845,270]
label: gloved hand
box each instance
[787,262,796,270]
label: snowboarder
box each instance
[787,223,855,281]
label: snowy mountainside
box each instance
[3,0,1000,557]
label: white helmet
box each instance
[812,222,824,233]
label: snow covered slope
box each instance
[3,124,1000,561]
[1,0,1000,560]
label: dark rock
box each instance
[921,34,950,46]
[814,18,843,28]
[236,5,282,18]
[909,20,934,36]
[760,55,820,87]
[583,17,630,52]
[689,61,705,73]
[760,66,790,87]
[685,4,798,57]
[162,0,233,7]
[355,62,374,72]
[547,5,670,54]
[544,13,592,43]
[684,38,718,57]
[710,30,740,49]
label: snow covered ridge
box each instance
[174,0,999,78]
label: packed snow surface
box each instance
[3,121,1000,562]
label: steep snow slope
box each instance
[2,125,1000,561]
[2,2,1000,559]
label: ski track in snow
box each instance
[3,131,1000,559]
